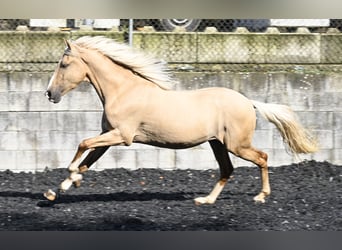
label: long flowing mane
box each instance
[73,36,176,90]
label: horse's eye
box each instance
[60,62,68,68]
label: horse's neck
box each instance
[85,54,158,104]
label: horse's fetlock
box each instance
[70,172,83,182]
[74,180,82,188]
[60,178,73,191]
[68,164,79,173]
[79,165,89,173]
[263,189,271,196]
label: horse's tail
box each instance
[252,100,318,154]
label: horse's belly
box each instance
[134,116,216,149]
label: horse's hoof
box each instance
[194,196,215,205]
[194,200,201,206]
[253,194,266,204]
[44,189,57,201]
[194,197,206,205]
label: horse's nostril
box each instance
[45,91,51,98]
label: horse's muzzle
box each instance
[45,90,61,103]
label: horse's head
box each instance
[46,40,89,103]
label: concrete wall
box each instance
[0,30,341,172]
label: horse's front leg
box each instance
[44,129,126,201]
[61,146,110,190]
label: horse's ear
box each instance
[64,39,72,51]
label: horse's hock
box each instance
[0,30,341,172]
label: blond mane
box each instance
[73,36,176,90]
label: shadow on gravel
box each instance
[0,190,197,207]
[0,191,43,200]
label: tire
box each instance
[216,19,235,32]
[157,19,202,32]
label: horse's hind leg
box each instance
[235,146,270,203]
[194,140,234,205]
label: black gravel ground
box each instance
[0,160,341,231]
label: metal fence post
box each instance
[128,19,133,47]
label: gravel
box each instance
[0,160,341,230]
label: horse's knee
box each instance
[79,140,89,151]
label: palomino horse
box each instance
[44,36,318,204]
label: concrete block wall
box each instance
[1,70,341,172]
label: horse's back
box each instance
[192,87,255,116]
[150,86,255,123]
